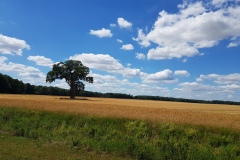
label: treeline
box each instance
[78,91,134,99]
[0,73,69,95]
[134,95,240,105]
[0,73,25,94]
[0,73,239,105]
[0,73,133,99]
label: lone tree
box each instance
[46,60,93,99]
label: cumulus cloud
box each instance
[85,72,170,96]
[133,1,240,60]
[178,82,215,92]
[88,72,121,85]
[70,53,122,71]
[69,53,140,77]
[86,73,131,93]
[147,44,200,60]
[219,84,240,91]
[132,29,150,47]
[196,73,240,84]
[0,56,45,84]
[89,28,113,38]
[69,54,188,84]
[174,71,240,101]
[121,44,134,50]
[0,56,8,63]
[174,70,190,77]
[0,34,30,56]
[211,0,240,7]
[141,69,177,84]
[117,18,132,28]
[135,53,146,60]
[122,67,141,77]
[174,80,240,101]
[27,55,54,67]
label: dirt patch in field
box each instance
[0,94,240,130]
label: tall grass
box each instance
[0,107,239,160]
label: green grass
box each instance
[0,107,240,160]
[0,132,129,160]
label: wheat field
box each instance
[0,94,240,130]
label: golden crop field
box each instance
[0,94,240,130]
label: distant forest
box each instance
[0,73,239,105]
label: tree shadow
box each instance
[59,97,89,100]
[59,97,100,101]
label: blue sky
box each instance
[0,0,240,101]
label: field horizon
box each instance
[0,94,240,131]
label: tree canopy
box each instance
[46,60,93,99]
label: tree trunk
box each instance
[70,82,75,99]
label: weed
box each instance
[0,107,239,160]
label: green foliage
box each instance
[0,73,70,95]
[135,95,240,105]
[0,133,128,160]
[46,60,93,99]
[0,73,25,94]
[0,107,239,160]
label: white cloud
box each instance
[69,53,140,77]
[117,39,123,43]
[141,69,177,84]
[117,18,132,28]
[196,73,240,84]
[135,53,146,60]
[0,34,30,56]
[174,82,221,100]
[174,72,240,101]
[0,56,8,63]
[134,1,240,60]
[227,42,239,48]
[89,73,120,84]
[136,53,146,60]
[219,84,240,90]
[27,55,54,67]
[174,81,240,101]
[174,70,190,77]
[178,82,214,92]
[179,2,206,18]
[147,44,200,60]
[0,56,45,84]
[110,23,116,27]
[122,68,141,77]
[69,54,190,84]
[70,53,122,71]
[212,0,240,7]
[121,44,134,50]
[133,29,151,47]
[85,72,170,96]
[212,0,227,5]
[182,58,187,63]
[89,28,113,38]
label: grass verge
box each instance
[0,107,239,160]
[0,132,128,160]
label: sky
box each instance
[0,0,240,101]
